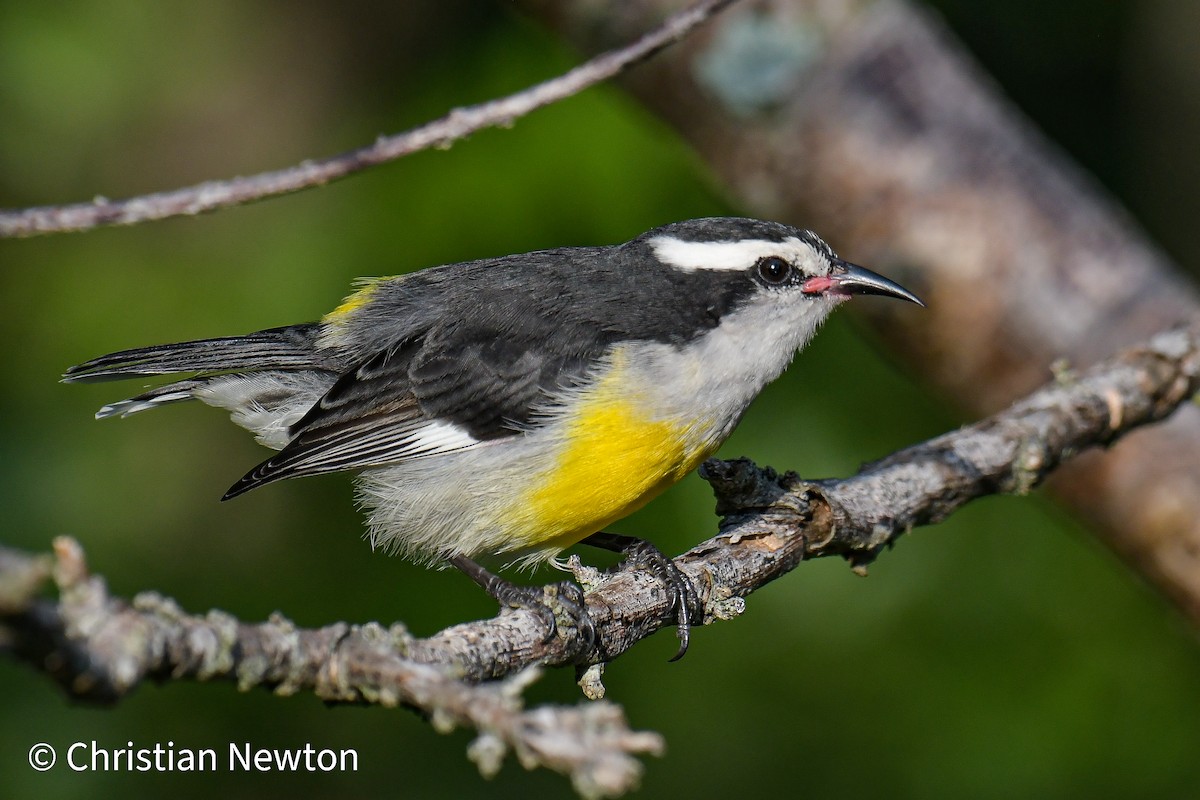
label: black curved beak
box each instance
[815,259,924,306]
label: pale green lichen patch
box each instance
[694,12,822,117]
[1011,438,1048,495]
[578,662,607,701]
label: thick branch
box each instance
[6,324,1198,703]
[0,0,734,238]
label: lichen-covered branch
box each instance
[0,539,661,800]
[0,0,734,238]
[5,325,1197,755]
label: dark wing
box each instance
[222,330,600,499]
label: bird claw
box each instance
[625,541,701,662]
[583,532,702,661]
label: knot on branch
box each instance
[701,457,811,516]
[1135,327,1200,418]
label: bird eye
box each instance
[756,256,792,285]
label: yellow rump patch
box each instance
[323,277,388,325]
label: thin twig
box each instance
[0,0,735,238]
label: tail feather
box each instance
[63,323,325,382]
[67,323,341,448]
[95,379,209,419]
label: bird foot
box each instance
[583,532,701,661]
[449,555,595,647]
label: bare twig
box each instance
[5,323,1198,714]
[0,0,735,238]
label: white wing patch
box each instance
[283,419,483,473]
[649,235,816,272]
[236,418,488,489]
[403,420,481,457]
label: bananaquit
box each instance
[66,217,921,658]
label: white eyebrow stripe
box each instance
[649,236,807,272]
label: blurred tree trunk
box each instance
[524,0,1200,619]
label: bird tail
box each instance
[91,377,211,419]
[64,323,339,448]
[63,323,324,383]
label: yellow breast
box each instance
[512,350,715,552]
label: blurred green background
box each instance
[3,1,1200,797]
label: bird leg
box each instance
[449,555,595,648]
[582,531,700,661]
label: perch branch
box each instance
[5,323,1198,710]
[0,0,735,238]
[524,0,1200,625]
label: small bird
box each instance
[65,217,921,658]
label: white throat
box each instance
[622,294,838,441]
